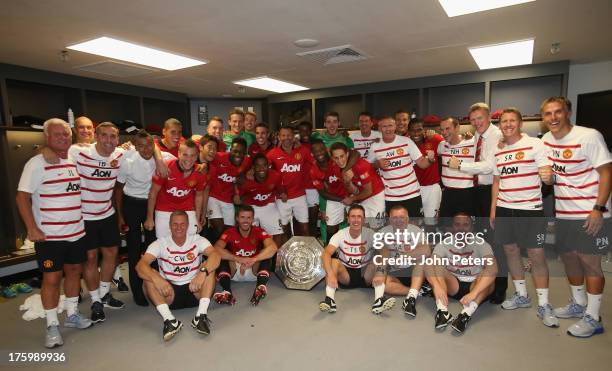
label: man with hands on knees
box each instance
[136,210,219,341]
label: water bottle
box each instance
[67,108,75,127]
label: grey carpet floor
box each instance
[1,261,611,371]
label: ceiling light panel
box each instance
[438,0,535,17]
[469,38,534,70]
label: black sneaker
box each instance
[91,301,106,323]
[191,314,211,335]
[250,285,267,306]
[419,282,433,297]
[319,296,337,313]
[112,277,129,293]
[451,312,471,333]
[434,309,453,329]
[402,297,417,317]
[163,319,183,341]
[101,292,125,309]
[372,295,396,314]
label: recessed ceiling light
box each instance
[469,38,534,70]
[294,39,320,48]
[66,37,206,71]
[438,0,535,17]
[233,76,308,93]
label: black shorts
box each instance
[83,213,121,250]
[169,283,199,310]
[389,267,414,287]
[35,237,86,273]
[339,265,369,289]
[494,207,547,248]
[555,218,611,255]
[385,197,424,219]
[450,280,472,301]
[439,187,475,219]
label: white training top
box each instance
[368,135,423,201]
[117,150,156,199]
[543,126,611,219]
[69,145,125,220]
[493,135,550,210]
[329,226,376,269]
[145,234,212,285]
[17,154,85,241]
[350,130,382,159]
[438,138,476,189]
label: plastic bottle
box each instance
[67,108,75,127]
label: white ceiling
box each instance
[1,0,611,98]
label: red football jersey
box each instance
[239,169,284,207]
[152,159,208,212]
[266,146,314,199]
[350,158,385,198]
[310,159,348,198]
[248,142,274,158]
[414,134,443,186]
[299,142,315,189]
[208,152,251,203]
[220,226,270,257]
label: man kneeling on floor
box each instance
[213,205,278,306]
[136,210,220,341]
[320,204,395,314]
[425,213,497,333]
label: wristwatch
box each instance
[199,267,209,276]
[593,204,608,212]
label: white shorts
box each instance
[155,210,198,239]
[276,196,309,225]
[207,196,235,226]
[253,203,284,236]
[232,263,257,282]
[326,200,347,226]
[360,191,386,229]
[420,184,442,225]
[305,188,320,208]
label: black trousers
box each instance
[123,194,156,305]
[473,185,508,297]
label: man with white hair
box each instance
[16,118,92,348]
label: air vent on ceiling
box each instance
[75,60,157,77]
[296,45,368,65]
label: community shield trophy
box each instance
[275,236,325,290]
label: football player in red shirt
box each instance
[155,118,185,158]
[145,139,207,238]
[213,205,278,306]
[297,121,321,237]
[248,122,274,157]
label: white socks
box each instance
[65,296,79,317]
[374,283,385,300]
[197,298,210,316]
[407,288,419,299]
[45,308,59,327]
[461,301,478,316]
[90,289,101,304]
[113,266,122,281]
[436,298,448,312]
[156,304,175,321]
[570,284,588,306]
[586,293,602,320]
[326,285,336,300]
[513,279,528,297]
[99,281,111,298]
[536,288,549,306]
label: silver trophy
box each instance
[276,236,326,290]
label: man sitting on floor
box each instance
[213,205,279,306]
[319,204,395,314]
[136,210,220,341]
[425,213,497,333]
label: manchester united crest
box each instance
[186,252,195,261]
[110,159,118,168]
[187,180,197,188]
[43,260,53,269]
[462,147,470,155]
[396,148,405,156]
[294,153,302,160]
[515,151,525,160]
[563,149,573,159]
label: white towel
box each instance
[19,294,66,321]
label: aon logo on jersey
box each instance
[66,182,80,192]
[236,248,256,257]
[167,187,190,197]
[91,169,112,177]
[254,193,271,201]
[173,266,192,274]
[280,163,300,172]
[219,173,236,183]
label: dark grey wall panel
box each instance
[427,83,485,118]
[490,75,563,116]
[367,89,419,117]
[315,95,362,129]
